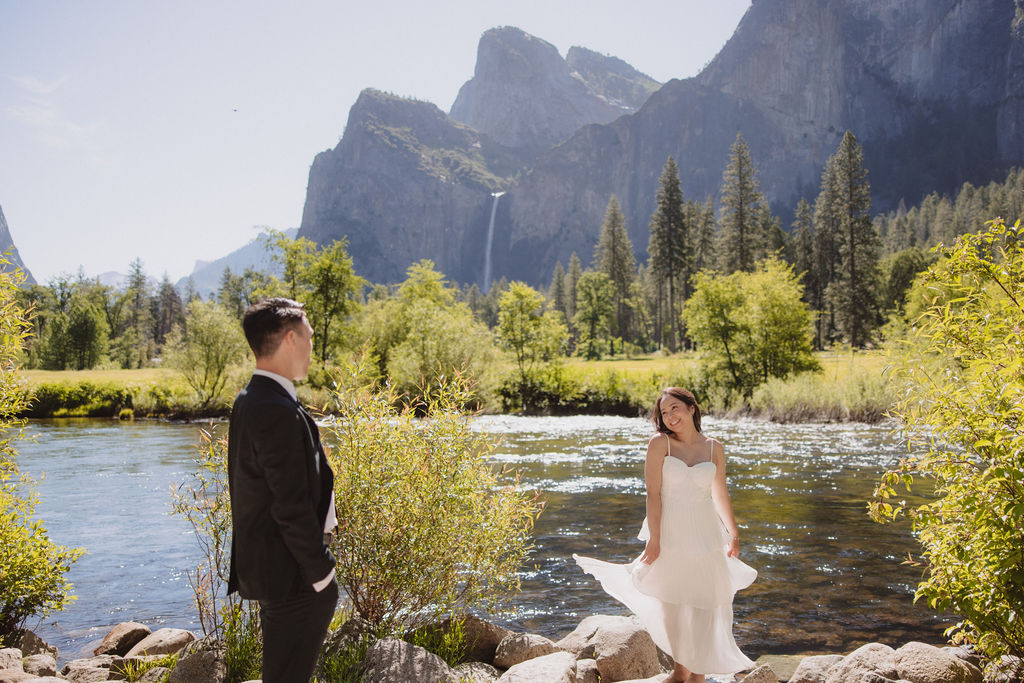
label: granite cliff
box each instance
[0,204,35,285]
[300,0,1024,287]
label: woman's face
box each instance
[660,395,693,433]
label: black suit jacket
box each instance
[227,374,335,600]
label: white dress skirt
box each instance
[574,448,757,675]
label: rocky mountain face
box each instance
[0,204,35,285]
[449,27,659,157]
[300,0,1023,287]
[300,30,659,285]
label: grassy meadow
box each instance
[17,349,893,421]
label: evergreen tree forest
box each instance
[13,130,1023,408]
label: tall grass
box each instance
[747,369,893,423]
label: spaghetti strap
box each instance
[707,437,715,463]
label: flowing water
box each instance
[482,191,505,292]
[15,415,948,662]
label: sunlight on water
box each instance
[15,414,948,662]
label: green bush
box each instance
[0,263,83,645]
[325,365,543,633]
[872,218,1024,659]
[748,370,892,423]
[24,380,132,417]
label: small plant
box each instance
[121,653,178,682]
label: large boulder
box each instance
[493,633,558,669]
[451,660,500,682]
[460,615,512,665]
[790,654,845,683]
[17,633,55,660]
[319,615,372,670]
[895,642,982,683]
[825,643,899,683]
[64,667,118,682]
[94,623,151,657]
[575,658,600,683]
[0,672,33,683]
[60,655,120,676]
[361,637,456,683]
[0,650,20,671]
[138,669,173,683]
[496,651,577,683]
[21,655,56,678]
[554,615,660,682]
[742,664,780,683]
[124,629,195,658]
[168,648,226,683]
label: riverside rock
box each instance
[0,650,20,670]
[575,658,600,683]
[124,628,195,658]
[451,661,500,682]
[168,648,226,683]
[94,622,151,657]
[493,632,558,669]
[825,643,899,683]
[361,636,455,683]
[554,614,661,682]
[17,633,55,660]
[495,650,576,683]
[983,655,1024,682]
[0,672,33,683]
[457,615,511,665]
[21,655,56,678]
[790,654,845,682]
[741,664,780,683]
[895,641,982,683]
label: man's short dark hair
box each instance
[242,297,307,358]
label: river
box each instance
[14,415,948,662]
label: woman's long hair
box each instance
[652,387,702,434]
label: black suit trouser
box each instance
[259,577,339,683]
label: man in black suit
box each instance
[227,297,338,683]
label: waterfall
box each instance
[483,191,505,292]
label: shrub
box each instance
[325,366,543,633]
[871,218,1024,659]
[0,263,83,645]
[164,300,249,409]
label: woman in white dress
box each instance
[574,387,756,682]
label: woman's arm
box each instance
[710,439,742,558]
[639,434,665,564]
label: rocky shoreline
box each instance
[2,615,1022,683]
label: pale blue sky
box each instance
[1,1,750,284]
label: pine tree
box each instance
[812,154,842,346]
[821,131,879,347]
[717,132,767,273]
[548,262,568,321]
[791,199,817,310]
[647,156,691,350]
[694,196,717,272]
[566,252,582,324]
[594,196,636,344]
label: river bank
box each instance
[4,612,1017,683]
[17,351,892,421]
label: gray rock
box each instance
[0,650,21,671]
[124,629,195,658]
[94,623,151,657]
[825,644,899,683]
[742,664,780,683]
[65,667,120,682]
[0,672,33,683]
[575,658,600,683]
[61,655,120,675]
[168,648,226,683]
[790,654,845,683]
[138,668,172,683]
[754,655,804,681]
[21,656,55,678]
[451,660,500,682]
[492,633,558,669]
[553,615,660,682]
[984,655,1024,683]
[458,615,511,665]
[942,646,982,669]
[361,637,455,683]
[17,633,55,660]
[496,651,577,683]
[22,677,64,683]
[895,641,982,683]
